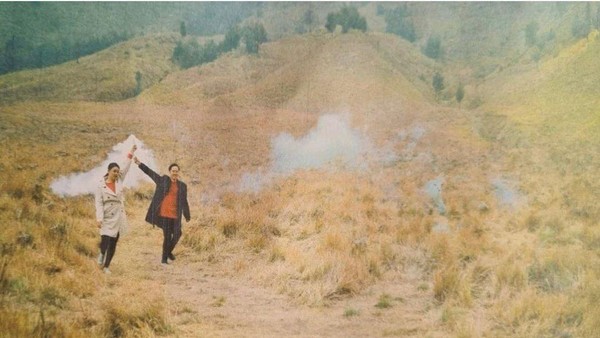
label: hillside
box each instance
[1,5,600,338]
[2,2,597,78]
[0,34,180,103]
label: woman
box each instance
[94,144,137,274]
[133,158,190,265]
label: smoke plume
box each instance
[424,176,446,215]
[490,177,526,209]
[50,135,157,197]
[239,114,374,192]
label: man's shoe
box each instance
[168,253,176,261]
[161,259,168,265]
[97,253,104,266]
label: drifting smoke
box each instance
[50,135,157,197]
[424,176,446,215]
[397,125,426,160]
[272,114,372,174]
[239,114,375,192]
[490,178,526,209]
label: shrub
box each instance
[423,35,442,59]
[344,308,360,317]
[525,21,539,47]
[241,22,267,54]
[455,83,465,105]
[134,71,142,96]
[219,25,241,53]
[325,6,367,33]
[172,39,220,69]
[432,72,445,96]
[375,293,393,309]
[180,21,187,38]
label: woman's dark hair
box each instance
[104,162,120,178]
[168,163,179,171]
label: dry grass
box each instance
[0,34,180,104]
[1,26,599,337]
[0,106,172,337]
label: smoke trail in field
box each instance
[491,177,526,209]
[50,135,157,197]
[239,114,374,192]
[271,114,372,174]
[424,176,446,214]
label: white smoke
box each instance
[490,177,526,210]
[50,135,157,197]
[424,176,446,215]
[238,114,374,192]
[271,114,372,174]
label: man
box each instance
[134,158,191,264]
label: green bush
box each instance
[219,25,241,53]
[423,35,442,59]
[241,22,267,54]
[325,6,367,33]
[172,39,220,69]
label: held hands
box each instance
[128,144,137,160]
[130,144,139,165]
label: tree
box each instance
[432,72,444,97]
[242,23,267,54]
[423,35,442,59]
[3,35,18,73]
[135,71,142,96]
[525,21,539,47]
[385,6,416,42]
[325,6,367,33]
[180,21,187,38]
[219,25,241,53]
[303,9,316,32]
[325,13,337,32]
[200,40,219,64]
[455,83,465,106]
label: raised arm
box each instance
[134,156,161,184]
[118,144,137,182]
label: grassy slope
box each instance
[0,34,179,103]
[1,13,600,337]
[475,31,600,337]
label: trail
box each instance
[104,207,447,338]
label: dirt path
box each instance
[106,212,447,337]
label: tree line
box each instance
[0,32,131,75]
[172,22,268,69]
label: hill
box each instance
[2,2,598,79]
[0,34,180,103]
[1,4,600,338]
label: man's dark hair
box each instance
[168,163,180,171]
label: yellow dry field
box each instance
[0,32,598,337]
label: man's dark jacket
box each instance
[138,163,190,229]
